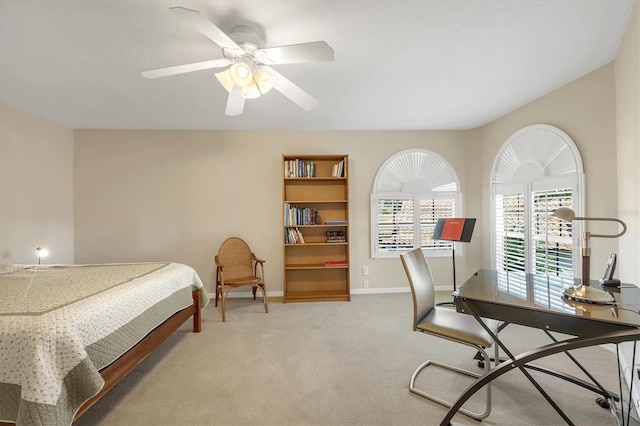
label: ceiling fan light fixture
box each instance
[254,68,276,94]
[230,63,253,87]
[240,80,261,99]
[215,69,235,92]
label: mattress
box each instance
[0,262,208,425]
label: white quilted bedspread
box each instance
[0,262,207,420]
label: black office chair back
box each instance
[401,248,436,331]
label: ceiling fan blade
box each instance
[169,7,244,56]
[256,41,334,65]
[268,67,318,111]
[225,86,245,116]
[141,58,232,79]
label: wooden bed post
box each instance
[192,290,201,333]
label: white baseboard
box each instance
[209,286,452,300]
[350,287,411,295]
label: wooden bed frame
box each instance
[72,289,202,419]
[1,290,201,425]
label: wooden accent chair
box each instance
[400,248,499,420]
[215,237,268,322]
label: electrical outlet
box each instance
[363,280,369,288]
[362,266,369,275]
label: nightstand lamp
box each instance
[551,207,626,304]
[36,247,49,265]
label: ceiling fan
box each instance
[141,7,334,116]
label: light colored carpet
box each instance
[75,292,624,426]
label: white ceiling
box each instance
[0,0,635,131]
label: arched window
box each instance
[491,124,584,277]
[371,149,461,258]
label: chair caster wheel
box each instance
[477,361,485,368]
[596,397,610,409]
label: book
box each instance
[325,230,346,243]
[284,203,320,226]
[432,218,476,242]
[440,218,465,241]
[325,220,348,225]
[285,227,305,244]
[331,160,345,177]
[285,159,316,178]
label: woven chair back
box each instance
[217,237,255,279]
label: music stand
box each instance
[432,218,476,306]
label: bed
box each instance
[0,262,209,425]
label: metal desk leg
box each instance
[439,328,640,426]
[459,299,573,424]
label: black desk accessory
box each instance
[599,252,620,286]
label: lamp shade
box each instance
[240,80,261,99]
[215,63,274,101]
[229,63,253,87]
[215,69,234,92]
[254,68,276,94]
[552,207,576,221]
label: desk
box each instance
[441,269,640,426]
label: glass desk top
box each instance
[454,269,640,331]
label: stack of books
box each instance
[285,227,305,244]
[285,159,315,178]
[331,160,345,177]
[325,231,346,243]
[284,203,320,225]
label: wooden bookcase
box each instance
[282,154,350,303]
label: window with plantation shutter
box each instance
[491,125,584,276]
[376,197,415,254]
[495,190,526,272]
[531,187,574,277]
[372,149,460,258]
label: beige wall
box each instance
[0,60,624,294]
[0,103,74,264]
[73,130,471,294]
[616,0,640,284]
[1,11,636,293]
[72,56,621,295]
[473,63,620,273]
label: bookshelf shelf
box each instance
[285,224,348,228]
[285,242,348,247]
[284,263,349,270]
[282,154,350,303]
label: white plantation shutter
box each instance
[372,149,461,258]
[531,186,574,277]
[376,196,415,255]
[420,197,455,250]
[491,125,584,276]
[495,189,526,272]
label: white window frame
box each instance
[371,149,462,259]
[490,124,585,276]
[494,177,580,275]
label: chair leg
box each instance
[256,284,269,313]
[215,284,220,307]
[409,343,493,420]
[252,286,257,300]
[221,288,229,322]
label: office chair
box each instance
[215,237,268,322]
[400,248,499,420]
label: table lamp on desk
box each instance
[551,207,626,305]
